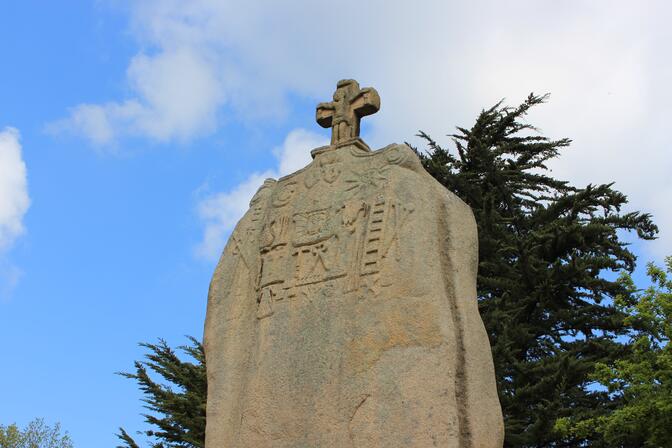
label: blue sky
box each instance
[0,1,670,446]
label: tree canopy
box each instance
[117,337,206,448]
[556,257,672,446]
[0,418,73,448]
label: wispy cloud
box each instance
[0,127,30,298]
[52,0,671,257]
[50,47,223,145]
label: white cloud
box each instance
[196,129,327,259]
[55,0,670,256]
[0,127,30,299]
[0,128,30,250]
[273,129,327,177]
[51,47,222,145]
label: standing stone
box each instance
[204,80,504,447]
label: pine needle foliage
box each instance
[415,93,657,447]
[117,337,206,448]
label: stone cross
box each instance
[316,79,380,145]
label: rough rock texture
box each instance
[204,80,503,447]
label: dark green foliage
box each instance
[415,94,657,447]
[117,429,140,448]
[117,337,206,448]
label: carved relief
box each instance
[249,180,275,223]
[272,181,297,208]
[304,169,320,189]
[234,180,275,270]
[228,231,249,267]
[258,244,289,289]
[294,281,336,304]
[360,195,387,275]
[341,194,415,293]
[257,287,274,319]
[320,154,341,184]
[344,166,389,198]
[244,90,421,320]
[342,199,369,293]
[256,212,292,320]
[251,160,415,318]
[385,145,408,166]
[304,154,342,188]
[259,215,290,250]
[357,273,381,300]
[342,200,366,230]
[291,239,345,287]
[292,208,334,247]
[381,202,415,261]
[257,212,291,293]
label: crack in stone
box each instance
[348,394,371,447]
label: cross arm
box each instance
[316,102,335,128]
[351,87,380,118]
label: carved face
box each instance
[320,157,341,184]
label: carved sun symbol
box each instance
[345,167,388,197]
